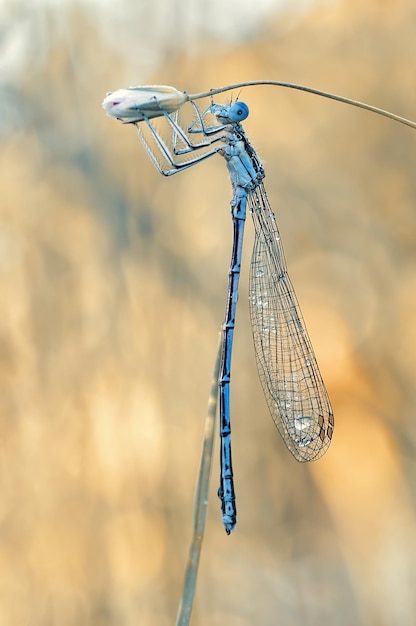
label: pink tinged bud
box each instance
[102,85,187,123]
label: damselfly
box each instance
[102,81,416,533]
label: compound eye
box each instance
[228,102,249,122]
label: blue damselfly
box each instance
[103,81,416,533]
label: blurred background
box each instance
[1,0,416,624]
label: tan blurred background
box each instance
[1,0,416,624]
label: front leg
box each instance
[134,114,224,176]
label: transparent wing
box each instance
[248,184,334,462]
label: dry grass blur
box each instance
[1,1,416,624]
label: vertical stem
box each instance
[175,334,222,626]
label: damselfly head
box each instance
[102,85,187,123]
[211,102,249,125]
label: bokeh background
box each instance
[2,0,416,624]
